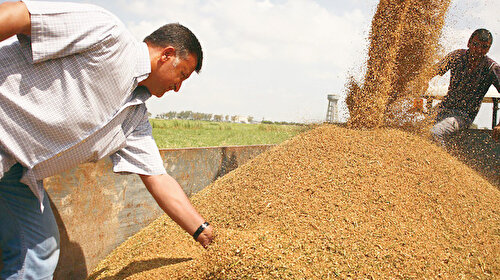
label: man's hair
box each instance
[469,28,493,44]
[144,23,203,73]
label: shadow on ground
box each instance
[86,257,192,280]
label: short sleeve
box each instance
[21,0,123,63]
[110,112,167,176]
[490,61,500,92]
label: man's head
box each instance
[467,28,492,59]
[140,23,203,97]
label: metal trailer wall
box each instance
[41,144,275,279]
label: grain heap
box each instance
[88,0,499,278]
[346,0,450,129]
[89,125,499,279]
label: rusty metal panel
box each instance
[161,145,276,195]
[40,144,275,279]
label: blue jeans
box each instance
[430,109,472,146]
[0,164,60,280]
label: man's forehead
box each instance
[183,53,198,70]
[470,36,491,46]
[473,34,492,43]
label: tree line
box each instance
[155,111,254,123]
[154,111,306,126]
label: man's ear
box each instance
[161,46,177,62]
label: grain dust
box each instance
[346,0,450,129]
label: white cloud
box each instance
[123,0,376,122]
[127,0,367,64]
[42,0,497,125]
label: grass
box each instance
[149,119,312,148]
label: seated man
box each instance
[430,28,500,144]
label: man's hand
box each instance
[0,1,31,42]
[140,173,215,248]
[493,124,500,141]
[195,224,215,248]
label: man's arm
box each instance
[422,53,452,95]
[0,1,30,42]
[140,173,214,248]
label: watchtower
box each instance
[326,94,339,123]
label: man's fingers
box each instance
[196,225,215,248]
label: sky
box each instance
[13,0,500,127]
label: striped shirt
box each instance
[0,1,166,211]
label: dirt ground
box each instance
[88,124,500,279]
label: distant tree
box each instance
[193,112,203,120]
[165,111,177,119]
[231,115,237,122]
[178,111,193,120]
[225,115,230,122]
[247,116,254,123]
[214,114,223,122]
[157,112,175,119]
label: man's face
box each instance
[148,49,198,97]
[468,36,491,59]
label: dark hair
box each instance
[469,28,493,44]
[144,23,203,73]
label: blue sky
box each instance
[9,0,500,128]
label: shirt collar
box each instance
[465,49,488,66]
[135,42,151,83]
[127,86,152,106]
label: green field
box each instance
[150,119,312,148]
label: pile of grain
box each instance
[89,125,499,279]
[346,0,450,129]
[87,1,498,278]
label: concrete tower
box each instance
[326,94,339,123]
